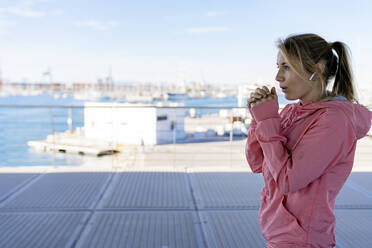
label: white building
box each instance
[84,102,186,145]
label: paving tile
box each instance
[99,168,193,209]
[0,172,111,209]
[0,173,39,202]
[0,212,88,248]
[76,211,203,248]
[348,172,372,193]
[1,166,372,248]
[190,169,263,209]
[335,182,372,208]
[335,210,372,248]
[200,210,265,248]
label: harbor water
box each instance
[0,94,289,167]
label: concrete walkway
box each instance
[1,137,372,248]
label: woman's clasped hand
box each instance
[247,86,278,108]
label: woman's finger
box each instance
[247,97,258,107]
[262,86,270,95]
[255,88,267,96]
[271,87,277,96]
[251,92,264,99]
[253,98,264,107]
[248,97,257,102]
[250,92,257,98]
[256,88,268,97]
[247,99,254,107]
[252,96,275,107]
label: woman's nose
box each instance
[275,70,284,82]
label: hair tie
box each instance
[327,42,339,75]
[331,48,339,62]
[331,50,339,75]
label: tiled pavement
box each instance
[1,166,372,248]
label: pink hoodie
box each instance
[245,98,372,248]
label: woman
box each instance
[245,33,372,248]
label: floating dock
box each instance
[28,131,119,157]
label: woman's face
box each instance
[275,51,318,104]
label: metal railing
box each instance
[0,105,251,168]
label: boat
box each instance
[166,93,188,101]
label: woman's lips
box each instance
[281,87,288,93]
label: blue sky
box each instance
[0,0,371,86]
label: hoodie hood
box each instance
[285,99,372,140]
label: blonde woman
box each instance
[246,33,372,248]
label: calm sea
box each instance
[0,93,289,167]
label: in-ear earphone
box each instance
[309,73,316,81]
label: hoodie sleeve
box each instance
[251,100,350,195]
[245,118,263,173]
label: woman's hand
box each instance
[247,86,278,108]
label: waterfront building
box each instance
[84,102,186,145]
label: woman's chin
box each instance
[284,94,297,101]
[284,94,292,100]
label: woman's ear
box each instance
[316,60,326,75]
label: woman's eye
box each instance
[276,65,290,71]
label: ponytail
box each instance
[330,42,357,102]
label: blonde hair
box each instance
[277,33,357,102]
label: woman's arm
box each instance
[251,100,349,195]
[245,86,285,174]
[245,118,263,173]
